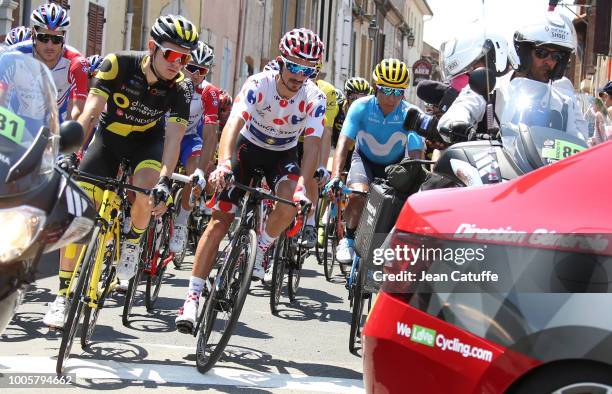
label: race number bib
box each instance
[541,139,586,161]
[0,106,25,145]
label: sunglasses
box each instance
[154,41,192,65]
[35,33,64,45]
[533,47,567,62]
[377,86,405,97]
[185,63,208,75]
[281,57,317,78]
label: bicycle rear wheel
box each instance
[172,187,187,269]
[57,225,101,375]
[270,233,288,315]
[195,227,257,373]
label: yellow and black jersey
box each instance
[91,51,193,138]
[332,101,347,148]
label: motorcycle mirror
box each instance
[59,121,84,154]
[469,67,496,98]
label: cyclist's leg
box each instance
[115,140,164,280]
[336,149,371,264]
[296,141,319,248]
[170,133,202,253]
[176,136,253,330]
[44,134,117,327]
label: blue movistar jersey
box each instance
[341,96,424,165]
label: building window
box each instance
[50,0,70,9]
[220,38,232,91]
[87,2,105,56]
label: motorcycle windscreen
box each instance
[0,49,60,196]
[499,77,588,173]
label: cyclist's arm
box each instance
[161,78,192,177]
[69,98,86,120]
[320,126,333,168]
[302,135,320,184]
[160,121,187,177]
[320,86,338,168]
[406,131,425,160]
[331,99,361,178]
[331,134,355,177]
[198,123,218,174]
[68,56,89,121]
[197,88,220,174]
[217,115,244,164]
[76,92,106,151]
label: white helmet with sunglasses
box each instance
[512,12,577,81]
[191,41,214,68]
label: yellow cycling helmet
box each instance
[372,58,410,89]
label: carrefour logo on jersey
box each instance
[247,89,262,104]
[314,105,326,118]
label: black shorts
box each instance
[78,129,164,203]
[215,134,300,213]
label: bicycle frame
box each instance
[65,186,123,309]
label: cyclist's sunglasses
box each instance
[185,63,208,75]
[281,57,317,78]
[377,85,405,97]
[533,47,567,62]
[35,33,64,45]
[154,41,192,65]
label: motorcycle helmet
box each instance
[440,25,510,82]
[512,12,577,81]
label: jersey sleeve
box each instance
[323,87,338,128]
[69,56,89,101]
[202,86,220,125]
[90,54,120,101]
[229,76,259,123]
[341,99,366,141]
[406,131,425,151]
[302,90,327,139]
[167,77,193,127]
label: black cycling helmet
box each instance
[150,15,199,51]
[345,77,371,96]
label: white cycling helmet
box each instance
[440,26,510,82]
[191,41,214,67]
[512,12,577,81]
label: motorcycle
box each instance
[0,50,93,334]
[421,73,588,190]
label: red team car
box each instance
[362,141,612,393]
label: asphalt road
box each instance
[0,246,365,393]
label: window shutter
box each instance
[86,3,105,56]
[50,0,71,9]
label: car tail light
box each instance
[380,229,443,302]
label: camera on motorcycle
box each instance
[59,120,84,154]
[468,67,496,98]
[438,121,476,144]
[403,108,444,143]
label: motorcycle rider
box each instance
[438,12,587,140]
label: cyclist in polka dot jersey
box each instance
[175,28,327,332]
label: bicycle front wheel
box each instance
[323,214,337,281]
[288,242,305,302]
[146,213,172,311]
[195,227,257,373]
[81,237,116,349]
[270,233,288,315]
[57,225,102,375]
